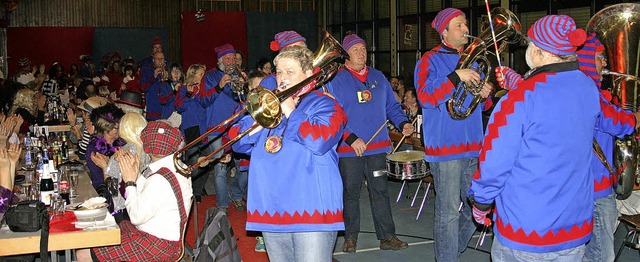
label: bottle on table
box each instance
[61,134,69,160]
[59,169,70,204]
[40,164,54,206]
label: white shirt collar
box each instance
[147,154,178,175]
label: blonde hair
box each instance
[118,112,147,154]
[185,64,207,85]
[10,88,37,116]
[273,45,314,72]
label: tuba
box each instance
[447,7,522,120]
[588,3,640,200]
[173,31,349,174]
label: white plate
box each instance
[73,206,108,221]
[74,213,116,229]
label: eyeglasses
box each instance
[596,54,607,63]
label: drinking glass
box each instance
[70,171,79,197]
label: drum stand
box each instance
[396,176,433,220]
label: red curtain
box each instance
[181,12,247,70]
[7,27,94,76]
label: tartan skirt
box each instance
[92,220,182,261]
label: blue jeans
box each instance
[262,231,337,262]
[492,236,586,261]
[584,192,616,262]
[207,136,229,208]
[431,158,478,261]
[340,154,396,240]
[229,159,248,201]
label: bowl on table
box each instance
[73,204,108,221]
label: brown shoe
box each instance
[342,238,357,253]
[380,236,408,250]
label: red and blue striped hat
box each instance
[528,15,586,56]
[270,31,306,51]
[343,34,366,51]
[215,44,236,60]
[152,36,162,46]
[431,8,465,36]
[577,33,605,88]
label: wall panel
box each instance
[8,0,181,66]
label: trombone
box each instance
[173,31,349,175]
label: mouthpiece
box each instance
[602,69,640,82]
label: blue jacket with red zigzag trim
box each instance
[139,66,169,121]
[413,45,485,162]
[230,90,347,232]
[199,69,242,137]
[577,39,637,199]
[324,67,408,157]
[174,81,207,137]
[469,62,600,253]
[591,91,635,199]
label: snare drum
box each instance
[386,150,429,180]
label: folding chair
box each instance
[615,214,640,261]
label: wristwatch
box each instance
[125,181,137,187]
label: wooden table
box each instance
[0,167,120,260]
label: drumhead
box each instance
[386,150,425,162]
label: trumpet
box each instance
[602,69,640,83]
[173,31,349,175]
[226,64,248,98]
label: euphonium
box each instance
[588,3,640,200]
[447,7,522,120]
[173,31,349,175]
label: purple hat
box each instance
[528,15,586,56]
[270,31,306,51]
[577,33,605,88]
[432,8,465,36]
[342,34,366,51]
[215,44,236,60]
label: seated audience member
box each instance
[0,143,21,221]
[9,88,44,134]
[76,120,193,262]
[93,112,150,221]
[115,90,144,115]
[86,104,125,189]
[73,96,109,160]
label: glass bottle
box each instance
[40,165,54,206]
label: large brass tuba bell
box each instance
[588,3,640,200]
[173,31,349,175]
[447,7,522,120]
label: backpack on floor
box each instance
[192,207,242,262]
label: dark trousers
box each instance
[184,145,207,197]
[340,153,396,240]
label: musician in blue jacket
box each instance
[469,15,600,260]
[231,45,346,262]
[324,34,413,253]
[259,31,308,90]
[197,44,241,210]
[413,8,492,261]
[577,33,639,262]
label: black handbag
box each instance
[5,200,49,260]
